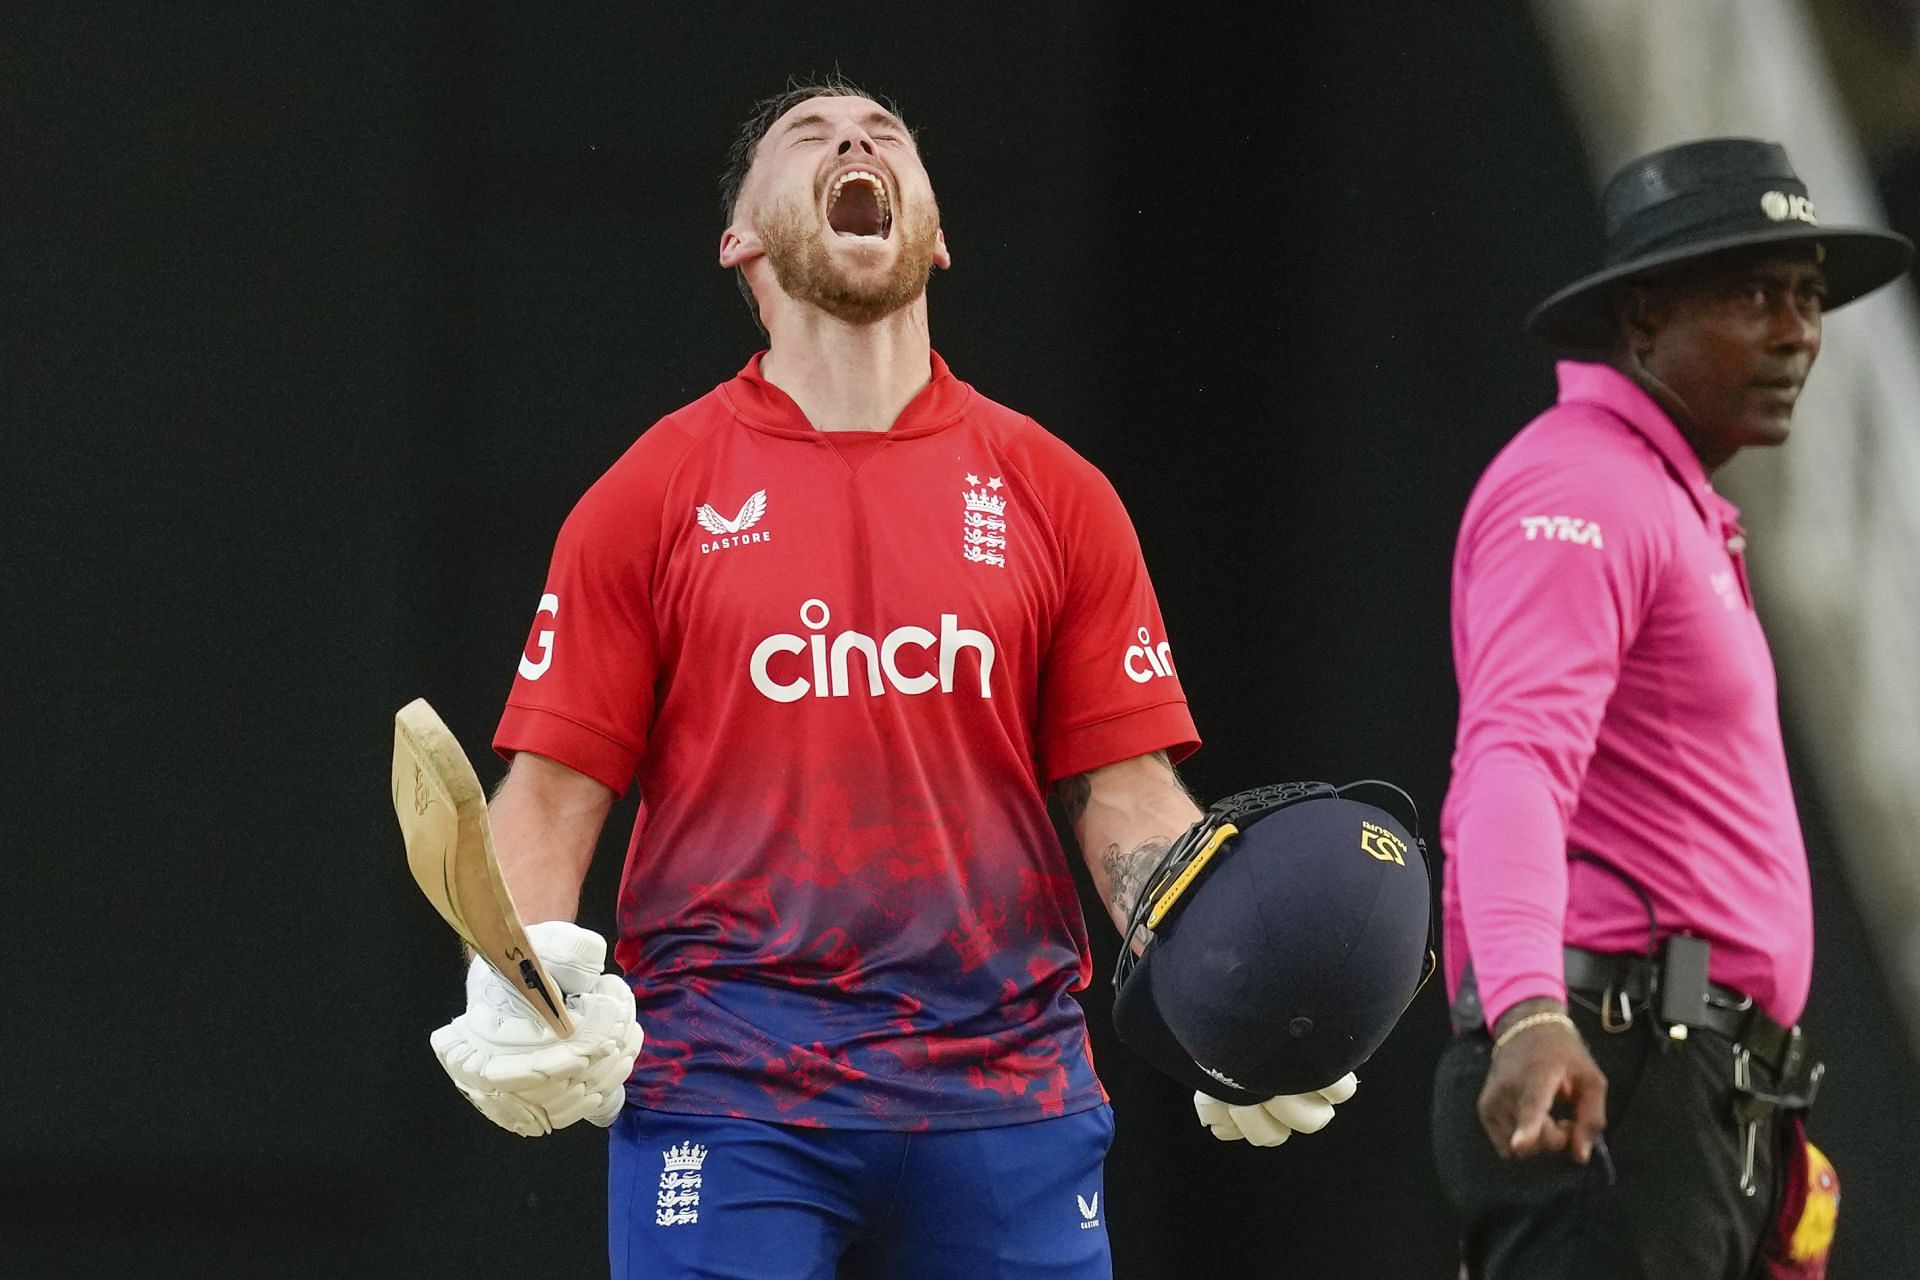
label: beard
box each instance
[758,194,940,325]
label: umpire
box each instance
[1430,138,1910,1278]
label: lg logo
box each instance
[750,599,997,703]
[1123,627,1176,684]
[519,593,559,681]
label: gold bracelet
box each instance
[1492,1010,1578,1052]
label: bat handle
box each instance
[516,957,577,1036]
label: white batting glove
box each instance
[1194,1072,1358,1147]
[430,921,644,1136]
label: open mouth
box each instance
[827,169,892,240]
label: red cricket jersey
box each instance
[495,352,1198,1129]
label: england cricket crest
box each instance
[656,1141,708,1227]
[962,472,1009,570]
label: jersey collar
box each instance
[722,350,974,439]
[1554,359,1739,526]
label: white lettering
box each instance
[1760,190,1818,225]
[880,626,938,695]
[700,530,773,555]
[750,634,808,702]
[518,593,559,680]
[750,604,996,702]
[1123,626,1176,683]
[1520,515,1604,549]
[939,614,995,697]
[830,630,884,697]
[809,633,830,698]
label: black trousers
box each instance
[1431,1000,1787,1280]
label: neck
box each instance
[1613,356,1736,475]
[759,297,934,433]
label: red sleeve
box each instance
[1031,436,1199,781]
[493,449,665,797]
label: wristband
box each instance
[1492,1010,1578,1053]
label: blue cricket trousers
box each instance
[609,1104,1116,1279]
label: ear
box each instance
[931,226,952,270]
[719,224,762,270]
[1618,283,1663,357]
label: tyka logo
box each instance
[749,599,997,703]
[1520,515,1604,549]
[1077,1192,1101,1230]
[696,489,770,554]
[518,593,559,680]
[1123,627,1176,683]
[655,1142,708,1228]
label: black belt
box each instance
[1454,946,1809,1082]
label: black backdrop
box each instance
[11,3,1918,1277]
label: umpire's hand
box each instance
[1476,998,1607,1163]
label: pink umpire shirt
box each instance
[1441,360,1813,1030]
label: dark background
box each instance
[9,3,1918,1276]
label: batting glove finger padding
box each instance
[451,1080,553,1139]
[1194,1072,1359,1147]
[1193,1093,1245,1142]
[1230,1100,1296,1147]
[431,927,644,1136]
[1315,1072,1359,1107]
[1258,1091,1335,1135]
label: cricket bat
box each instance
[391,697,576,1037]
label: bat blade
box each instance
[391,697,575,1037]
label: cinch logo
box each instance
[1123,627,1176,683]
[749,599,996,703]
[1519,515,1604,549]
[1361,821,1407,866]
[518,592,559,680]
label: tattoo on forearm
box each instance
[1102,837,1172,921]
[1054,773,1093,823]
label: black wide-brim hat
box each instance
[1528,138,1913,349]
[1112,788,1432,1104]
